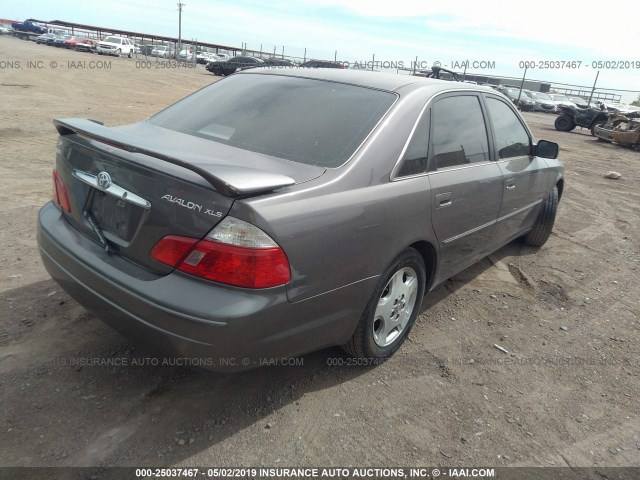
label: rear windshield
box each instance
[149,74,397,167]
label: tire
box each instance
[590,120,605,136]
[343,248,426,360]
[116,48,121,57]
[524,186,558,248]
[127,49,132,58]
[554,115,575,132]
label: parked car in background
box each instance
[206,55,264,75]
[178,47,196,61]
[548,94,577,108]
[39,69,563,370]
[11,22,62,40]
[264,57,296,67]
[498,87,536,111]
[63,36,87,49]
[10,20,46,35]
[74,39,97,53]
[35,33,60,45]
[569,96,589,108]
[517,90,537,111]
[96,36,135,57]
[300,59,346,69]
[604,103,640,115]
[151,45,173,58]
[52,35,72,48]
[0,25,12,35]
[196,51,220,64]
[528,92,558,113]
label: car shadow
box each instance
[0,279,378,467]
[420,240,539,309]
[1,240,540,467]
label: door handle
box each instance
[506,184,516,190]
[505,178,516,190]
[436,192,452,208]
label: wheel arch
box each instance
[556,178,564,200]
[408,240,438,292]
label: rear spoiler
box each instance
[53,118,296,197]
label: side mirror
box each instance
[535,140,559,159]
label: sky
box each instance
[5,0,640,99]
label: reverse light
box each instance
[151,217,291,288]
[52,170,71,212]
[206,216,281,248]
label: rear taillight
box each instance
[150,235,199,267]
[52,170,71,212]
[151,217,291,288]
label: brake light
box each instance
[151,217,291,288]
[150,235,198,267]
[52,170,71,212]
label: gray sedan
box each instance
[38,69,563,370]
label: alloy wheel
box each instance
[372,267,419,347]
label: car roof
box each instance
[239,68,496,94]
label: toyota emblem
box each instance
[96,171,112,190]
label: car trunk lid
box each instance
[53,118,325,274]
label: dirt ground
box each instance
[1,37,639,470]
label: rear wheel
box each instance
[343,248,426,360]
[524,186,558,247]
[116,48,121,57]
[554,115,576,132]
[127,49,132,58]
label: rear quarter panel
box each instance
[240,178,434,302]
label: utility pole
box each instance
[516,66,527,107]
[177,2,185,57]
[588,71,600,106]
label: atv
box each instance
[554,104,609,136]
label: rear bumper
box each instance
[38,202,373,370]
